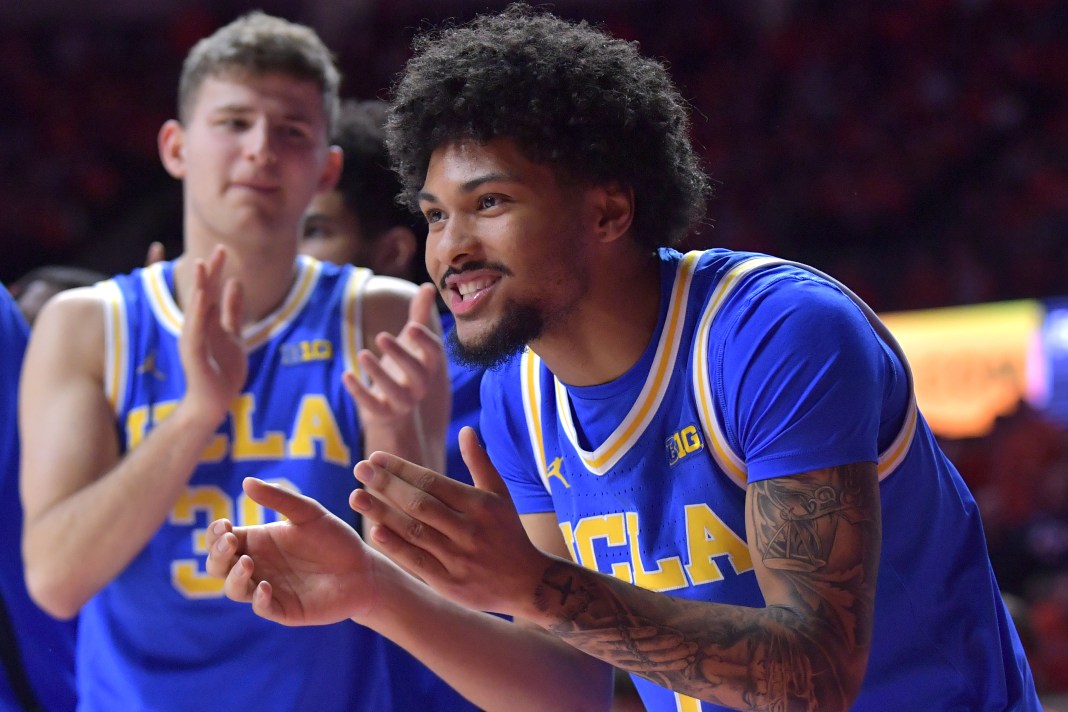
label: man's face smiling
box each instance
[419,138,592,369]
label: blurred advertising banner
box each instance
[881,299,1068,439]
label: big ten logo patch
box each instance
[281,338,334,365]
[666,424,703,466]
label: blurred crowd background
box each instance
[2,0,1067,703]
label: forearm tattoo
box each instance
[533,463,880,711]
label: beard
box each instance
[446,299,545,370]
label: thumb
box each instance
[220,278,245,338]
[458,427,510,498]
[409,283,437,331]
[242,477,327,525]
[145,241,165,266]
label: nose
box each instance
[428,212,480,277]
[244,119,276,166]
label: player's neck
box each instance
[172,240,300,326]
[534,252,661,387]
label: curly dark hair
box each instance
[386,3,710,250]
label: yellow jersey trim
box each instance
[520,348,552,493]
[142,257,324,352]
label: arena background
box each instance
[1,0,1067,704]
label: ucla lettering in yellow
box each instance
[125,393,351,465]
[666,424,703,466]
[558,504,753,592]
[280,338,334,365]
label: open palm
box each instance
[206,478,380,627]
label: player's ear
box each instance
[158,120,186,179]
[371,226,419,279]
[317,145,343,192]
[593,182,634,244]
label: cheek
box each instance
[423,231,443,275]
[298,239,331,262]
[301,236,351,265]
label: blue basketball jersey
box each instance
[0,285,78,712]
[78,257,393,711]
[481,248,1040,711]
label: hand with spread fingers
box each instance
[344,282,449,474]
[350,426,549,616]
[205,477,381,627]
[344,283,446,427]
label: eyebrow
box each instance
[417,171,518,204]
[210,104,315,123]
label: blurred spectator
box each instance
[3,0,1066,315]
[8,264,107,326]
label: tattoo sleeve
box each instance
[532,463,881,712]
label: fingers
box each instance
[354,457,458,525]
[345,328,441,418]
[212,547,286,626]
[250,579,284,622]
[342,370,400,422]
[204,518,233,552]
[358,451,476,514]
[349,483,451,581]
[182,247,226,339]
[145,241,165,266]
[181,259,214,363]
[241,477,328,526]
[353,347,423,410]
[459,427,511,498]
[220,278,244,338]
[200,248,233,343]
[204,519,238,579]
[205,244,227,284]
[219,556,285,625]
[374,330,434,386]
[203,521,259,606]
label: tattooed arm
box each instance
[531,462,881,712]
[270,435,880,711]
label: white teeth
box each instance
[457,278,494,298]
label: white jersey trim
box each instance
[99,280,129,414]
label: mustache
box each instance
[439,261,513,291]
